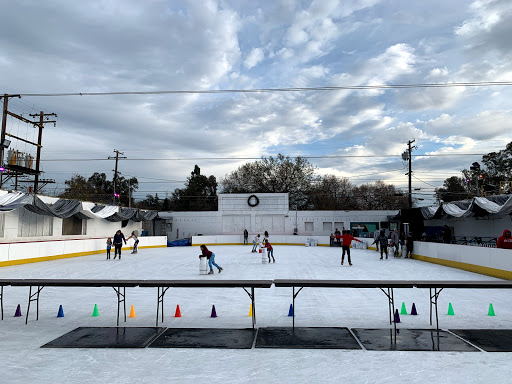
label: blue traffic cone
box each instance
[288,304,294,316]
[57,305,64,318]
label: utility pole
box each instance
[29,111,57,194]
[1,94,21,186]
[402,139,416,209]
[108,149,126,204]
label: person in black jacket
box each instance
[113,230,126,260]
[372,230,389,259]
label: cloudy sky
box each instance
[1,0,512,205]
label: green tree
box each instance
[353,181,409,210]
[221,154,316,209]
[170,166,218,211]
[435,176,472,202]
[60,174,94,201]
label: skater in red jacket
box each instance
[340,230,362,266]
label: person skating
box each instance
[243,229,248,245]
[126,231,139,254]
[200,244,223,274]
[373,230,380,252]
[112,230,126,260]
[340,230,362,266]
[252,234,260,253]
[404,232,414,258]
[264,239,275,263]
[106,237,112,260]
[390,229,400,257]
[372,230,389,259]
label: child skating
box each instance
[264,239,275,263]
[106,237,112,260]
[200,245,224,274]
[126,231,139,254]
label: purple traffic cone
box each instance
[210,305,217,318]
[394,309,401,323]
[14,304,22,317]
[411,303,418,316]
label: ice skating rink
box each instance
[0,244,511,384]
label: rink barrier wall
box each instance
[191,235,375,247]
[411,241,512,280]
[0,236,167,267]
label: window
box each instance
[62,216,84,236]
[335,222,344,230]
[305,222,314,232]
[323,222,332,232]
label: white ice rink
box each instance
[0,244,511,384]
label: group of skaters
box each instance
[106,230,139,260]
[249,230,275,263]
[372,229,413,259]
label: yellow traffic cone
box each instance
[248,304,253,317]
[129,305,136,318]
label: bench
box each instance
[273,279,415,331]
[138,280,274,328]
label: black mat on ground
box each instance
[148,328,256,349]
[42,327,166,348]
[352,328,479,351]
[449,329,512,352]
[255,327,361,349]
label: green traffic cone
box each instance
[92,304,100,317]
[488,303,495,316]
[400,302,408,315]
[447,302,455,316]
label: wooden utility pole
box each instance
[108,149,126,204]
[1,94,21,184]
[29,111,57,193]
[407,139,415,209]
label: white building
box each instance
[157,193,398,241]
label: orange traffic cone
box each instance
[174,305,182,317]
[129,305,136,318]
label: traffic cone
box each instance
[14,304,22,317]
[211,305,217,318]
[129,305,136,318]
[400,302,407,315]
[248,303,252,317]
[288,304,294,317]
[411,303,418,315]
[92,304,100,317]
[488,303,495,316]
[174,305,181,318]
[394,309,401,323]
[447,303,455,315]
[57,305,64,318]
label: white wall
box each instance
[0,236,167,264]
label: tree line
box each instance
[435,141,512,202]
[59,154,409,211]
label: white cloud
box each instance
[244,48,264,69]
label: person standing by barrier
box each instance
[334,228,341,247]
[390,229,400,257]
[373,230,389,259]
[252,234,260,253]
[113,230,126,260]
[399,231,406,257]
[340,230,362,266]
[404,232,414,258]
[373,230,380,252]
[200,245,223,274]
[497,229,512,249]
[243,229,248,245]
[442,225,452,244]
[264,239,275,263]
[126,231,139,254]
[106,237,112,260]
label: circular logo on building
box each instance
[248,194,259,207]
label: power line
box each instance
[16,81,512,97]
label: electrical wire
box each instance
[16,81,512,97]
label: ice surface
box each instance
[0,245,511,383]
